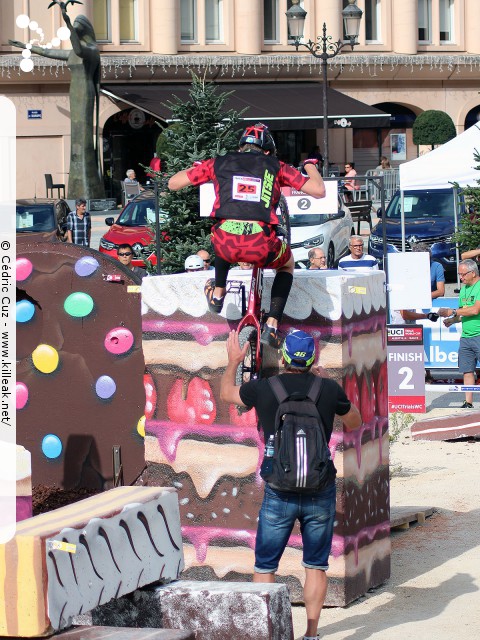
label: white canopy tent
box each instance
[400,123,480,191]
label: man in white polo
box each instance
[338,235,378,272]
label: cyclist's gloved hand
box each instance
[300,158,319,176]
[427,312,439,322]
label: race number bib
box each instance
[232,175,262,202]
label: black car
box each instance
[16,198,70,238]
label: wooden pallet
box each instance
[390,506,435,531]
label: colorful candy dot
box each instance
[95,375,116,399]
[32,344,59,374]
[104,327,134,355]
[137,415,146,438]
[42,434,62,459]
[16,382,29,410]
[16,299,35,323]
[75,256,99,277]
[64,292,94,318]
[16,257,33,282]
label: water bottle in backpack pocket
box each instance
[260,376,332,493]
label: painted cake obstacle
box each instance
[0,487,183,638]
[141,271,390,607]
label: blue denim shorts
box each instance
[254,482,336,573]
[458,335,480,374]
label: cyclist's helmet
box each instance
[184,254,204,272]
[239,123,276,153]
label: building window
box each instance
[120,0,138,42]
[206,0,223,42]
[418,0,432,43]
[439,0,454,43]
[93,0,110,42]
[365,0,381,42]
[181,0,197,42]
[264,0,279,43]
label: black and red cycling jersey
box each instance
[186,150,307,225]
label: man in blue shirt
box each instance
[412,242,445,298]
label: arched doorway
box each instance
[465,105,480,130]
[372,103,417,165]
[102,107,163,202]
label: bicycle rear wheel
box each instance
[276,194,291,244]
[235,326,258,386]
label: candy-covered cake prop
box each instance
[141,269,389,605]
[16,238,146,493]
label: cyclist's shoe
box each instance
[204,278,224,314]
[260,325,282,349]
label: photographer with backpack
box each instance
[220,329,361,640]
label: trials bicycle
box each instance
[225,195,291,386]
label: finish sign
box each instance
[387,325,425,413]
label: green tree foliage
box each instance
[147,73,244,273]
[452,151,480,252]
[412,110,456,149]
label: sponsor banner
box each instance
[417,298,461,369]
[389,396,426,413]
[387,324,423,345]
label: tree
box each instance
[412,110,456,150]
[452,151,480,252]
[147,73,244,273]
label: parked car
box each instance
[16,198,69,238]
[368,188,462,276]
[99,190,165,265]
[290,197,355,268]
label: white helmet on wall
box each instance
[184,254,204,271]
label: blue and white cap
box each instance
[282,329,315,368]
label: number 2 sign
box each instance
[387,325,426,413]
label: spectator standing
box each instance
[66,197,91,246]
[220,329,361,640]
[308,248,328,270]
[412,242,445,299]
[184,254,205,272]
[116,243,147,280]
[438,259,480,408]
[147,153,161,178]
[197,249,214,271]
[338,236,378,272]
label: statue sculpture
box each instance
[10,1,105,199]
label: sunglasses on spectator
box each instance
[118,251,133,257]
[203,259,211,264]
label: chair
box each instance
[345,199,373,235]
[121,180,141,205]
[45,174,65,198]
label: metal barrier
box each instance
[365,168,399,204]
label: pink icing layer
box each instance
[147,416,387,471]
[142,314,386,348]
[182,520,390,564]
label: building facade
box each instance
[1,0,480,198]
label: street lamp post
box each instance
[286,0,363,177]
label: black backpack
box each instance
[260,375,332,493]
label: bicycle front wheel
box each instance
[276,194,291,245]
[235,326,258,386]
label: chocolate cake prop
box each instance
[16,237,146,494]
[0,486,183,638]
[141,269,390,605]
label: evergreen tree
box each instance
[146,73,244,273]
[412,110,456,150]
[452,151,480,252]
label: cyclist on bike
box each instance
[168,123,325,348]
